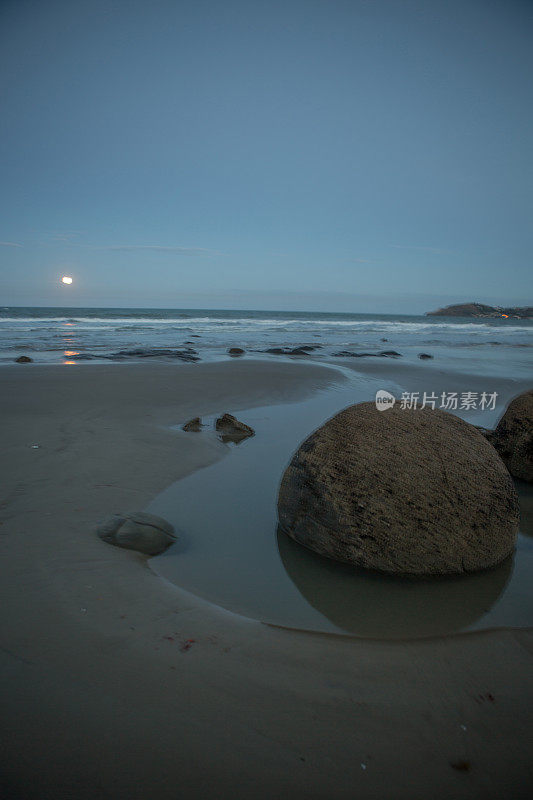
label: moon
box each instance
[61,276,73,285]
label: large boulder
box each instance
[97,511,176,555]
[277,403,519,575]
[487,390,533,483]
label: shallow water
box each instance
[148,372,533,640]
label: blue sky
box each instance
[0,0,532,312]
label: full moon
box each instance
[61,276,73,285]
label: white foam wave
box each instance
[0,316,531,333]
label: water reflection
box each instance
[149,379,533,639]
[277,526,513,638]
[63,349,80,365]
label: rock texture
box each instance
[427,303,533,318]
[418,353,433,360]
[182,417,202,432]
[332,350,402,359]
[486,390,533,483]
[277,402,519,575]
[263,346,319,356]
[110,348,199,362]
[15,355,33,363]
[228,347,245,356]
[97,512,176,555]
[215,413,254,442]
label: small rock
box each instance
[215,413,254,442]
[379,350,402,357]
[15,355,33,363]
[418,353,434,360]
[263,345,320,356]
[182,417,202,432]
[110,348,199,362]
[228,347,245,356]
[332,351,387,358]
[97,511,176,555]
[332,351,369,358]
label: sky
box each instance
[0,0,532,313]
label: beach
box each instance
[1,356,532,799]
[3,0,532,792]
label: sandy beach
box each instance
[1,359,533,799]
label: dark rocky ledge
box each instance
[426,303,533,319]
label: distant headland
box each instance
[426,303,533,319]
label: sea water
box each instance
[1,306,531,378]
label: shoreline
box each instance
[1,359,533,798]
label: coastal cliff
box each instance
[427,303,533,319]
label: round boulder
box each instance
[488,390,533,483]
[277,403,519,575]
[97,511,176,555]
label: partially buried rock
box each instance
[15,355,33,363]
[278,402,519,575]
[97,511,176,555]
[228,347,245,356]
[332,351,375,358]
[110,349,199,362]
[418,353,433,359]
[215,413,254,442]
[260,346,318,355]
[182,417,202,432]
[332,351,402,358]
[487,390,533,483]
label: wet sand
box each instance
[1,359,533,799]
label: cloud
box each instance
[0,241,22,248]
[46,231,84,242]
[390,244,450,254]
[107,244,220,256]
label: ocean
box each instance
[1,306,531,378]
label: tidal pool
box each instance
[148,373,533,639]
